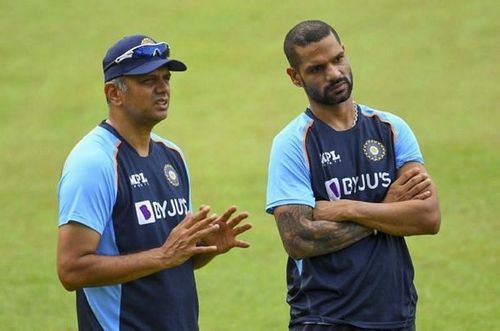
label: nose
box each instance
[325,63,342,81]
[156,79,170,93]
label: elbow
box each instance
[428,213,441,234]
[57,263,81,292]
[281,239,308,260]
[423,205,441,235]
[58,271,79,292]
[287,249,307,260]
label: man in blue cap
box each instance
[57,35,252,330]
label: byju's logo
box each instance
[134,198,189,225]
[325,178,341,200]
[324,172,392,200]
[321,150,341,166]
[135,200,156,225]
[130,172,149,188]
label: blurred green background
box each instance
[0,0,498,330]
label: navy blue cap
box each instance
[102,35,187,82]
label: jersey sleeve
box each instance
[387,113,424,169]
[57,148,117,234]
[266,130,315,214]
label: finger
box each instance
[233,223,252,236]
[217,206,238,223]
[233,240,250,248]
[192,223,220,242]
[185,206,211,227]
[414,190,432,200]
[227,212,249,228]
[187,214,218,236]
[406,178,432,198]
[396,167,421,185]
[192,245,218,254]
[402,172,428,190]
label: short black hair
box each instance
[284,20,342,69]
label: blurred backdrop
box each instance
[0,0,498,330]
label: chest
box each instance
[113,143,190,252]
[306,118,396,202]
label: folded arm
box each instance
[273,204,373,259]
[314,163,441,236]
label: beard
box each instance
[303,72,354,106]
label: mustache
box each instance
[326,77,350,88]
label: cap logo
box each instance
[141,37,156,45]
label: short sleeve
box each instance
[391,116,424,169]
[57,147,117,234]
[265,129,315,214]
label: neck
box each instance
[309,98,357,131]
[106,116,152,157]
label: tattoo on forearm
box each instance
[275,205,372,259]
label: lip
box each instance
[330,80,347,92]
[155,98,169,110]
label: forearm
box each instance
[287,220,373,259]
[349,199,440,236]
[58,247,170,291]
[316,198,440,236]
[275,205,373,259]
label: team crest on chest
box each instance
[363,139,386,161]
[163,164,179,186]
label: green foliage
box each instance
[0,0,498,330]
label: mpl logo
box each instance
[130,172,149,188]
[321,150,341,166]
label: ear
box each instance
[286,67,302,87]
[104,82,123,106]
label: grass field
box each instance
[0,0,498,330]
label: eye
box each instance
[308,65,322,74]
[141,78,156,86]
[334,53,345,64]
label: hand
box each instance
[313,200,351,222]
[199,205,251,254]
[160,206,220,268]
[383,167,432,203]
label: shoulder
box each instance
[272,112,314,148]
[359,104,413,135]
[151,133,185,157]
[63,126,120,174]
[359,104,405,124]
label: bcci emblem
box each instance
[363,139,386,161]
[163,164,179,187]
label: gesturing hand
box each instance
[383,167,432,203]
[160,206,220,268]
[200,206,252,254]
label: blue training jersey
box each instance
[58,122,197,331]
[266,104,423,329]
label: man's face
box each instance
[290,33,354,106]
[120,66,172,126]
